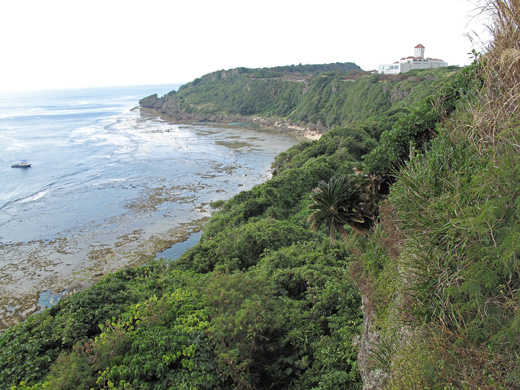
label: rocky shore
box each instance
[139,94,323,141]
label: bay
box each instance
[0,85,300,327]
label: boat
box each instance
[11,160,32,168]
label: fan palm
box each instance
[307,175,366,244]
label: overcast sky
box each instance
[0,0,490,93]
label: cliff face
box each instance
[139,95,326,139]
[140,93,187,120]
[351,260,388,390]
[139,93,160,108]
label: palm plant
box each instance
[307,175,366,244]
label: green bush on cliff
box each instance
[363,62,483,177]
[0,261,175,388]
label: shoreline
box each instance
[1,116,301,330]
[0,216,210,330]
[138,106,323,141]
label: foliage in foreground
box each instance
[3,241,364,390]
[355,1,520,388]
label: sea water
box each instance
[0,85,300,325]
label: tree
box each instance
[307,175,366,244]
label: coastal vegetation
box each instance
[140,63,460,133]
[2,1,520,388]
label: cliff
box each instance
[140,64,460,138]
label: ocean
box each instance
[0,85,300,326]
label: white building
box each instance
[378,44,448,74]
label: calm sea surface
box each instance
[0,85,300,325]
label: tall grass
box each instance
[471,0,520,151]
[373,1,520,388]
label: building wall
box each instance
[378,63,401,74]
[378,59,448,74]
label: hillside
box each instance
[2,1,520,389]
[140,63,460,137]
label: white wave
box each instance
[0,137,29,151]
[20,190,48,203]
[0,107,104,119]
[88,178,126,187]
[74,100,92,106]
[70,122,133,149]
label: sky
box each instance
[0,0,491,93]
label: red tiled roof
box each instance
[415,43,425,48]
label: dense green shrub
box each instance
[0,261,173,388]
[389,127,520,347]
[363,62,482,177]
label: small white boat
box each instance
[11,160,32,168]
